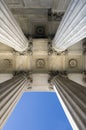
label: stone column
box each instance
[52,75,86,130]
[0,0,28,52]
[0,74,28,129]
[53,0,86,52]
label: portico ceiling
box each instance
[0,0,86,74]
[5,0,70,36]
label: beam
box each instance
[0,0,28,52]
[52,75,86,130]
[53,0,86,52]
[0,74,28,129]
[11,8,48,15]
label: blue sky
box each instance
[3,92,72,130]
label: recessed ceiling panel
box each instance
[0,53,15,73]
[66,55,83,73]
[5,0,23,7]
[40,0,53,8]
[48,55,65,71]
[52,0,70,12]
[23,0,53,8]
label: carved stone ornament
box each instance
[36,59,45,68]
[69,59,77,68]
[0,59,12,69]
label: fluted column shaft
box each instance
[0,0,28,52]
[0,74,28,129]
[52,76,86,130]
[53,0,86,52]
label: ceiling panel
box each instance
[40,0,53,8]
[52,0,70,12]
[6,0,70,10]
[5,0,70,36]
[65,55,83,73]
[0,53,15,73]
[23,0,53,8]
[29,74,51,92]
[48,55,66,71]
[5,0,24,7]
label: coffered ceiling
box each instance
[5,0,70,37]
[0,39,85,74]
[0,0,86,76]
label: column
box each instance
[52,75,86,130]
[0,0,28,52]
[52,0,86,52]
[0,74,28,129]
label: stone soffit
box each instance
[0,39,85,73]
[0,0,85,74]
